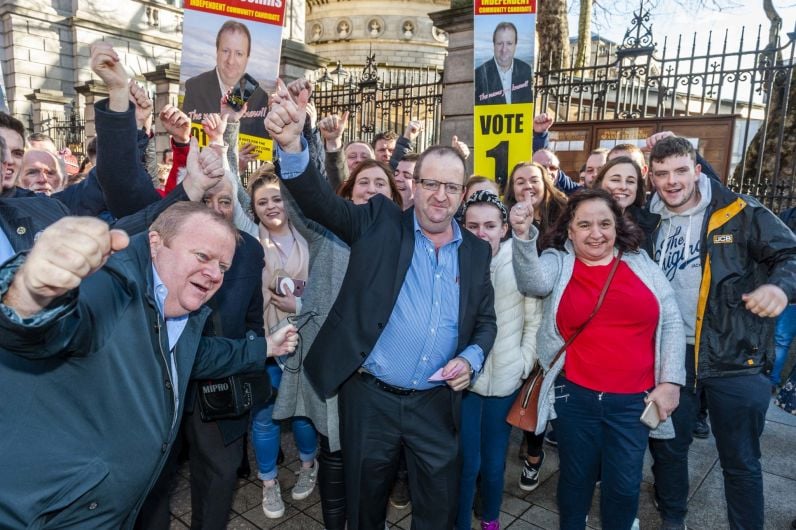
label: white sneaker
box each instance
[292,459,318,500]
[262,480,285,518]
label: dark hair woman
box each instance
[503,161,567,249]
[593,156,659,257]
[511,188,685,530]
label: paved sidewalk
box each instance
[168,397,796,529]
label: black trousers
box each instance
[183,408,244,530]
[339,372,461,530]
[319,434,347,530]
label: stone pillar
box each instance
[279,0,327,84]
[24,89,73,133]
[144,63,181,162]
[74,81,109,140]
[429,4,474,172]
[280,39,329,84]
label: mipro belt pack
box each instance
[197,373,271,421]
[195,298,272,422]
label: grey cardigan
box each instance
[270,189,349,452]
[511,228,686,439]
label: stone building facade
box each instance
[0,0,183,133]
[1,0,453,135]
[305,0,450,71]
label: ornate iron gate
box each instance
[535,2,796,212]
[312,52,443,153]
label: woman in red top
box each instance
[510,189,685,530]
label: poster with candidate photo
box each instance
[180,0,286,160]
[473,0,535,189]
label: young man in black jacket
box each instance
[646,136,796,530]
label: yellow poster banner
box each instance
[473,103,533,187]
[190,122,274,162]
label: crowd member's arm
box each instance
[509,199,560,297]
[741,207,796,315]
[389,120,422,170]
[304,101,328,181]
[520,288,544,379]
[91,42,161,218]
[193,324,297,378]
[51,169,107,217]
[555,170,582,195]
[532,113,554,153]
[451,135,470,161]
[267,79,390,246]
[529,113,581,195]
[111,138,225,235]
[0,217,130,357]
[204,108,258,239]
[142,111,158,185]
[644,265,686,421]
[158,105,192,195]
[318,111,349,190]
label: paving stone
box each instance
[226,516,261,529]
[760,420,796,480]
[518,504,560,529]
[169,518,188,529]
[232,482,267,516]
[239,504,299,529]
[685,466,796,530]
[272,512,324,529]
[169,483,192,518]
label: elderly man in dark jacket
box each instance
[0,202,296,529]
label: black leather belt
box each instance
[356,368,418,396]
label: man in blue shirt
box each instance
[266,79,497,529]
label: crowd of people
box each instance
[0,37,795,530]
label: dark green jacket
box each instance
[0,234,266,529]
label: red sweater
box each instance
[557,259,658,393]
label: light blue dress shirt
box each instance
[152,265,189,423]
[0,229,16,265]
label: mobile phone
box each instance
[227,73,259,111]
[276,277,306,297]
[640,400,661,429]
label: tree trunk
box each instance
[575,0,592,69]
[536,0,570,72]
[730,1,794,212]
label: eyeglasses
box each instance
[415,178,465,195]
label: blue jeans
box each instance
[252,363,318,481]
[455,390,517,529]
[772,304,796,385]
[553,377,650,530]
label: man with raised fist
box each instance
[0,202,297,529]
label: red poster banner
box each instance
[184,0,285,26]
[474,0,535,16]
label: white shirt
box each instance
[497,61,514,104]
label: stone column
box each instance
[144,63,181,162]
[429,3,474,172]
[24,89,73,133]
[279,0,327,85]
[74,81,109,140]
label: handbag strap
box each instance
[549,251,623,368]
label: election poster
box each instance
[179,0,287,161]
[473,0,535,189]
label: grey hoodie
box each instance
[650,173,712,344]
